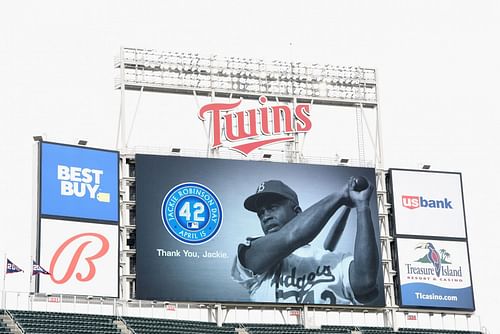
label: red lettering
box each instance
[271,105,293,133]
[198,100,243,148]
[198,96,312,155]
[223,109,258,141]
[259,106,271,135]
[50,233,109,284]
[295,104,312,132]
[402,195,420,209]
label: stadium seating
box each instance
[228,323,483,334]
[397,329,482,334]
[3,310,484,334]
[0,322,11,334]
[0,310,17,333]
[9,310,121,334]
[124,316,236,333]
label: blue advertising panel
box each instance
[40,142,119,222]
[135,154,384,307]
[396,237,474,311]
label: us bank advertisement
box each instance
[135,154,384,306]
[39,142,119,222]
[389,169,467,238]
[396,238,474,310]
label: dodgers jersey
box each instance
[231,240,359,304]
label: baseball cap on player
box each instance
[244,180,299,212]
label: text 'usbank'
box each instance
[402,195,453,210]
[57,165,110,202]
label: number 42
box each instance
[178,201,205,222]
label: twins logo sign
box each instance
[161,183,223,244]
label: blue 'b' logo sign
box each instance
[161,183,223,244]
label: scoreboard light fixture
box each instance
[33,135,44,142]
[422,164,431,170]
[116,47,378,107]
[77,139,88,146]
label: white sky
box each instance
[1,1,499,332]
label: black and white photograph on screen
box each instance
[134,154,384,307]
[231,177,380,305]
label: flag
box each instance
[32,260,50,275]
[6,259,23,274]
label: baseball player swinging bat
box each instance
[323,176,369,251]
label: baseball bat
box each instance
[323,176,369,251]
[324,206,351,251]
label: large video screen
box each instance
[39,142,119,222]
[135,154,384,306]
[396,237,474,310]
[388,169,466,238]
[38,218,119,297]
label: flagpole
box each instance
[30,255,33,293]
[2,253,6,309]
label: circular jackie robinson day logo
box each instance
[161,182,223,244]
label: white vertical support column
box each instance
[377,168,396,331]
[392,309,399,331]
[207,304,214,323]
[356,103,366,167]
[288,97,301,163]
[31,143,40,295]
[370,65,393,330]
[207,54,217,159]
[116,48,135,301]
[285,97,295,163]
[215,303,222,327]
[293,97,308,163]
[209,90,216,158]
[125,85,144,147]
[374,74,384,170]
[1,254,6,310]
[119,154,137,301]
[302,305,309,328]
[119,155,129,301]
[116,47,127,150]
[118,63,129,302]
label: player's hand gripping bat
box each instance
[323,176,369,251]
